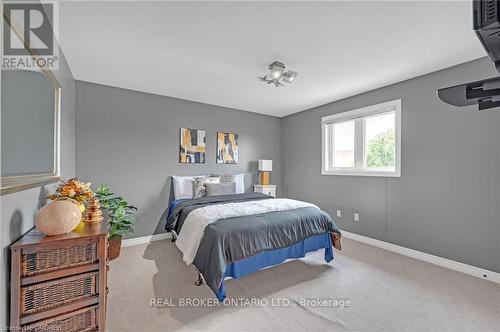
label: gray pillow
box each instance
[211,174,235,183]
[193,176,220,198]
[205,182,236,196]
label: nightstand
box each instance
[10,221,108,331]
[253,184,277,197]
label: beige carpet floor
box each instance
[106,238,500,332]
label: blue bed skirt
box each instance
[216,232,334,301]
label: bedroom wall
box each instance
[282,57,500,273]
[75,82,282,238]
[0,41,76,329]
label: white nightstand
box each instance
[253,184,277,197]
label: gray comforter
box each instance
[164,193,341,298]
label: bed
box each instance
[164,191,342,302]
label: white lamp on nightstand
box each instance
[258,159,272,185]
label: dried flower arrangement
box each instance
[47,178,94,212]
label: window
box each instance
[322,99,401,177]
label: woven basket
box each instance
[107,235,122,261]
[21,242,98,277]
[22,305,98,332]
[20,272,98,315]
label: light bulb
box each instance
[270,68,283,79]
[282,71,298,83]
[269,61,285,79]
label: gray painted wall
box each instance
[0,50,76,326]
[282,57,500,273]
[75,82,282,238]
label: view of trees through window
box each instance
[366,129,395,168]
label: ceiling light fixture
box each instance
[258,61,298,87]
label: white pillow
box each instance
[172,175,206,199]
[234,173,245,194]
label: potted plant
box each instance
[95,184,138,260]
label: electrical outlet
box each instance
[353,213,360,222]
[336,210,342,218]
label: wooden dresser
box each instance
[10,221,108,331]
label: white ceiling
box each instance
[59,1,486,117]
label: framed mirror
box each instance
[1,16,62,195]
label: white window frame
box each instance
[321,99,401,177]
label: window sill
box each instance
[321,169,401,178]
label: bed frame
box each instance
[190,232,340,302]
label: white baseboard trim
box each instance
[342,231,500,285]
[122,230,500,284]
[122,233,172,247]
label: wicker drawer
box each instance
[21,272,99,315]
[21,305,98,332]
[21,241,98,277]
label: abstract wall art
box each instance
[179,128,206,163]
[216,132,238,164]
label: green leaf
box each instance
[366,129,395,168]
[96,183,138,238]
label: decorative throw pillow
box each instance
[192,177,206,198]
[211,174,235,183]
[205,182,236,197]
[211,173,244,193]
[193,176,220,198]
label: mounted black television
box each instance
[474,0,500,72]
[438,0,500,111]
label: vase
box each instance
[35,200,83,236]
[83,198,103,223]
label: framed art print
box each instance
[216,132,238,164]
[179,128,206,163]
